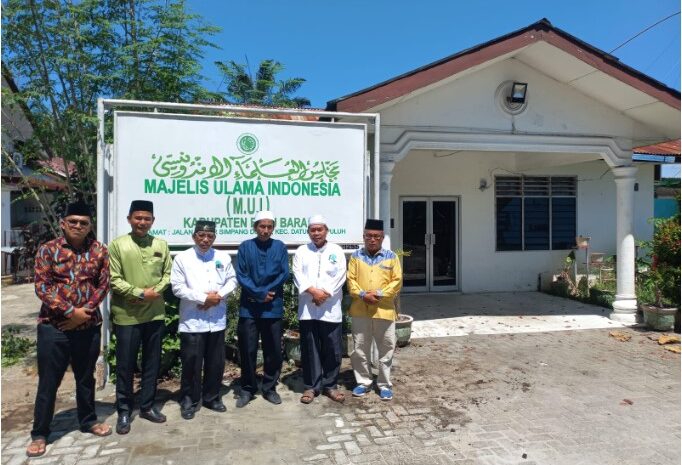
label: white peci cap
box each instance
[254,210,275,224]
[307,214,327,227]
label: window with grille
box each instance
[495,176,576,251]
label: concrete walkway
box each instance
[401,292,625,338]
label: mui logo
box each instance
[237,133,259,155]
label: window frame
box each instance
[494,175,577,252]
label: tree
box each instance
[2,0,219,227]
[215,59,311,108]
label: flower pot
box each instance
[640,305,678,331]
[283,330,301,366]
[395,314,414,347]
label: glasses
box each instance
[65,219,91,227]
[363,233,383,240]
[195,232,216,239]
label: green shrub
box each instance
[225,288,240,343]
[638,212,681,307]
[652,215,681,267]
[1,327,35,367]
[587,288,615,308]
[282,276,299,331]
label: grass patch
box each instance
[1,327,35,367]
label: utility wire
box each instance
[609,11,680,54]
[568,11,681,86]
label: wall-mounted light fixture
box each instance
[508,82,528,104]
[496,81,529,115]
[479,178,488,191]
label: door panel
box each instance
[402,197,458,292]
[401,200,427,288]
[432,201,457,287]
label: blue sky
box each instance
[187,0,680,175]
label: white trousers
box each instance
[350,317,396,389]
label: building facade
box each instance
[328,19,681,324]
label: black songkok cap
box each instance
[64,199,92,218]
[194,220,216,233]
[129,200,154,215]
[364,219,384,231]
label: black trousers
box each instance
[237,317,282,394]
[31,323,101,440]
[115,320,164,415]
[179,330,225,408]
[300,320,342,393]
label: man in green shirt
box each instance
[109,200,171,434]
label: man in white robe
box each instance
[292,215,347,404]
[171,220,237,419]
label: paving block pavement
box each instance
[2,328,679,464]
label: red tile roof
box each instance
[634,139,680,156]
[328,18,681,113]
[38,158,77,176]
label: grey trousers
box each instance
[350,317,396,389]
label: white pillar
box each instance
[379,161,395,249]
[611,165,638,324]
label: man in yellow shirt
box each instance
[346,219,402,400]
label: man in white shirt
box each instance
[171,220,237,419]
[292,215,347,404]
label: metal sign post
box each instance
[95,98,379,388]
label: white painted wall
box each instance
[390,150,654,292]
[1,187,13,247]
[379,58,667,148]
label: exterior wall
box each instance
[655,198,680,218]
[379,58,666,149]
[390,150,654,292]
[1,187,13,246]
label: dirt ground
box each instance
[0,349,301,430]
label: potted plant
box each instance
[639,266,680,331]
[638,213,680,332]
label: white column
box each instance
[379,161,395,249]
[611,165,638,323]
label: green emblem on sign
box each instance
[237,133,259,154]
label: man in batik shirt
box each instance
[27,200,111,458]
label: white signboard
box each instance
[113,112,366,245]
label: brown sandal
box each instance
[323,389,346,403]
[26,438,47,457]
[300,389,316,404]
[86,423,112,437]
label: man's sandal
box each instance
[26,438,47,457]
[300,389,316,404]
[323,389,346,403]
[86,423,112,437]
